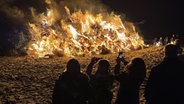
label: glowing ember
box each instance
[26,6,145,57]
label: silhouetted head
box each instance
[128,58,146,71]
[66,58,80,73]
[96,59,110,74]
[131,58,145,67]
[126,57,146,78]
[165,44,178,58]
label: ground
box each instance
[0,46,166,104]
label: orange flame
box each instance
[26,6,145,57]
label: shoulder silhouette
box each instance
[52,58,91,104]
[114,57,146,104]
[86,58,114,104]
[145,44,184,104]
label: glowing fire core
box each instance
[26,6,145,57]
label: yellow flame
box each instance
[26,6,145,57]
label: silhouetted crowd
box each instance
[52,44,184,104]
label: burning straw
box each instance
[25,0,145,58]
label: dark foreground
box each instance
[0,46,165,104]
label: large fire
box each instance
[26,6,145,57]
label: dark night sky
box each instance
[101,0,184,40]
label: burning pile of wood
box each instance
[26,6,145,58]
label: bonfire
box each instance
[26,5,145,58]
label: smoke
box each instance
[59,0,108,13]
[0,0,112,26]
[0,0,48,55]
[0,0,48,24]
[0,1,24,24]
[0,0,126,56]
[42,0,111,21]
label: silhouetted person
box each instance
[156,37,163,46]
[170,34,176,44]
[152,37,158,45]
[164,36,169,45]
[86,57,114,104]
[175,38,183,55]
[145,44,184,104]
[178,53,184,63]
[114,57,146,104]
[52,58,91,104]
